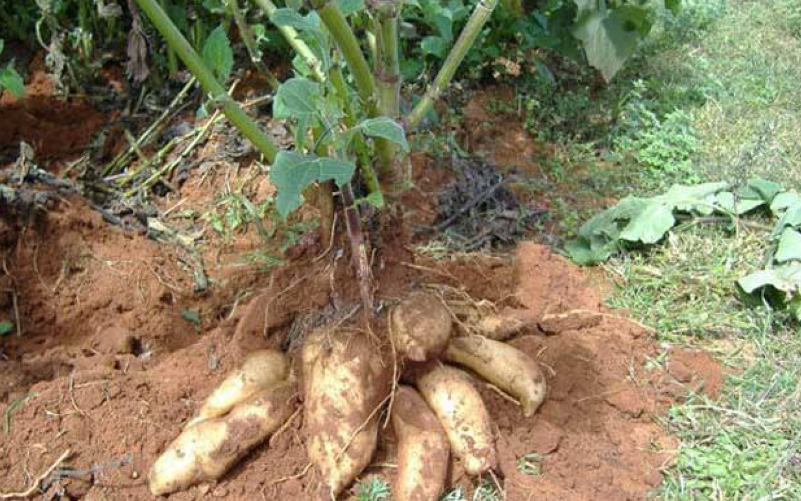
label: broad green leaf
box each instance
[565,237,620,266]
[619,202,675,244]
[770,192,801,215]
[737,265,801,294]
[271,152,356,216]
[0,65,25,98]
[270,8,322,31]
[202,26,233,83]
[737,264,801,319]
[421,36,449,58]
[337,0,365,16]
[712,192,765,216]
[275,77,321,117]
[573,11,637,82]
[776,229,801,264]
[740,177,783,204]
[0,320,14,336]
[771,202,801,238]
[359,117,409,151]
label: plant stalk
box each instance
[406,0,499,130]
[226,0,280,89]
[340,182,374,313]
[310,0,396,188]
[134,0,279,162]
[248,0,326,82]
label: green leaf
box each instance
[358,117,409,151]
[619,202,675,244]
[421,36,450,58]
[737,264,801,318]
[771,202,801,238]
[0,320,14,336]
[572,6,650,82]
[0,65,25,98]
[739,177,783,204]
[0,39,4,56]
[270,8,322,31]
[665,0,681,15]
[770,192,801,215]
[337,0,365,16]
[202,26,233,83]
[775,229,801,264]
[275,77,322,118]
[271,152,356,216]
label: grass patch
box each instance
[508,0,801,498]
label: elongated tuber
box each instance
[445,335,546,417]
[188,349,290,427]
[302,330,391,499]
[149,382,297,495]
[392,386,450,501]
[415,364,497,476]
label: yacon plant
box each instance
[135,0,674,499]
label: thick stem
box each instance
[248,0,326,82]
[134,0,279,162]
[226,0,280,89]
[373,1,402,191]
[310,0,396,188]
[374,1,400,119]
[340,182,374,314]
[329,67,382,198]
[406,0,499,130]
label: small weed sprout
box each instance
[355,476,391,501]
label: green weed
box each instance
[355,476,390,501]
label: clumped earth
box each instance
[0,76,723,501]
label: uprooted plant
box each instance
[134,0,678,498]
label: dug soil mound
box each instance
[0,204,722,501]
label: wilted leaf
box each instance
[771,202,801,238]
[359,117,409,151]
[202,26,233,83]
[737,264,801,318]
[271,152,356,216]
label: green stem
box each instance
[133,0,279,162]
[311,0,377,114]
[226,0,280,89]
[330,67,381,197]
[406,0,499,130]
[158,0,178,74]
[374,2,400,119]
[309,0,396,187]
[248,0,325,82]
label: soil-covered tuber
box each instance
[302,330,391,499]
[390,292,452,362]
[445,335,546,417]
[148,382,297,495]
[391,386,450,501]
[188,349,289,427]
[415,364,497,476]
